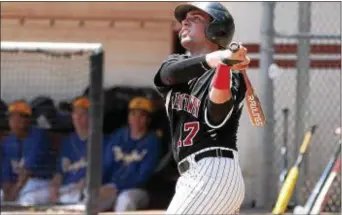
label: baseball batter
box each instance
[153,2,250,214]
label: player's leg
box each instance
[114,188,149,212]
[167,152,245,214]
[18,178,50,205]
[59,183,83,204]
[0,189,3,202]
[166,171,202,214]
[166,156,219,214]
[95,184,117,212]
[187,157,245,214]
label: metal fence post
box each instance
[294,1,311,205]
[86,50,104,215]
[260,1,276,208]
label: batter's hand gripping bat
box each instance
[272,125,317,214]
[223,42,266,127]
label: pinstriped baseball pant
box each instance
[166,147,245,215]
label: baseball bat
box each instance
[309,147,341,214]
[241,70,266,126]
[272,125,317,214]
[226,42,266,127]
[293,139,341,214]
[279,108,290,191]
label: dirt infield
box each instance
[1,211,161,215]
[1,210,340,215]
[1,204,340,215]
[0,210,164,215]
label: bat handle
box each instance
[229,42,240,53]
[227,42,253,89]
[220,42,243,66]
[241,70,253,90]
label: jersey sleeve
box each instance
[153,54,182,98]
[154,54,211,98]
[204,71,246,129]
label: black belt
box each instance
[178,148,234,174]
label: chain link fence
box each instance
[0,42,104,215]
[264,2,341,212]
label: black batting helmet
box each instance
[174,2,235,49]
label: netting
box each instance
[1,51,89,105]
[0,43,103,214]
[270,2,341,212]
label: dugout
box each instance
[0,2,183,210]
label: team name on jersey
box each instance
[171,92,201,118]
[62,157,87,173]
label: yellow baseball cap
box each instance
[129,97,154,113]
[72,97,90,110]
[8,101,32,116]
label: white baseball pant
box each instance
[58,183,85,204]
[18,178,51,205]
[11,181,83,205]
[166,147,245,215]
[19,182,85,204]
[99,188,149,212]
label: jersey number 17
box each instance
[178,121,199,147]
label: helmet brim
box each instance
[174,3,203,23]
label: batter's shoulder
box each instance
[162,53,189,63]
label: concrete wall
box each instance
[1,2,179,102]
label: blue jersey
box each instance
[56,132,110,185]
[1,127,55,182]
[103,127,161,191]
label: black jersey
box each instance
[154,54,247,163]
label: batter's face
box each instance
[72,107,89,133]
[179,10,212,48]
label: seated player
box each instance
[1,100,55,205]
[100,97,162,212]
[49,97,110,204]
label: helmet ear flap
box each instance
[205,22,232,48]
[205,25,216,44]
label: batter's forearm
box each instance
[209,64,233,103]
[207,64,234,124]
[160,55,211,85]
